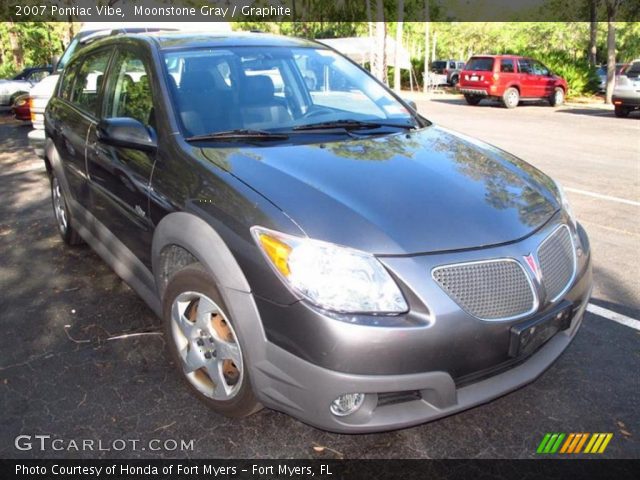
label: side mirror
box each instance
[97,118,157,151]
[404,98,418,111]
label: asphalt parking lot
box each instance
[0,98,638,459]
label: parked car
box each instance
[11,93,31,121]
[612,59,640,117]
[28,22,232,157]
[44,32,592,433]
[596,63,628,92]
[0,66,51,107]
[431,59,466,86]
[458,55,568,108]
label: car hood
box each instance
[199,126,559,255]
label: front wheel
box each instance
[502,87,520,109]
[549,87,565,107]
[464,94,482,106]
[163,264,261,418]
[450,75,459,87]
[614,105,630,118]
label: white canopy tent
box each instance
[317,37,412,70]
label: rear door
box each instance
[86,45,158,267]
[516,58,537,97]
[47,48,113,206]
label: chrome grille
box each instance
[432,260,536,320]
[538,225,575,301]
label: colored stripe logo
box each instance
[536,433,613,454]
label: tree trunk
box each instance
[394,0,404,92]
[7,21,24,70]
[605,2,619,104]
[588,0,598,66]
[423,1,430,92]
[374,0,387,84]
[366,0,374,73]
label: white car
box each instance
[612,59,640,118]
[0,66,51,106]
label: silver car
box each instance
[613,59,640,117]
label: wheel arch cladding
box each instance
[151,212,252,300]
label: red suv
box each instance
[458,55,568,108]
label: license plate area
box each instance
[508,301,573,358]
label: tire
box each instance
[450,75,459,87]
[502,87,520,109]
[50,173,83,245]
[464,94,482,106]
[163,264,262,418]
[614,105,630,118]
[549,87,565,107]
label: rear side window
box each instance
[517,59,533,74]
[465,58,494,72]
[60,49,112,116]
[500,59,515,73]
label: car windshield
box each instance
[163,46,416,138]
[465,58,494,71]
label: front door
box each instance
[87,47,158,268]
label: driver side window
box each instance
[105,51,155,128]
[532,61,550,76]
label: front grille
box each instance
[433,260,535,320]
[538,225,576,301]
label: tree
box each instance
[588,0,598,66]
[373,0,387,83]
[423,0,430,92]
[604,0,622,103]
[394,0,404,92]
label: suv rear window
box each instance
[465,58,494,72]
[500,59,515,73]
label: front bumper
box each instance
[28,128,45,158]
[240,217,592,432]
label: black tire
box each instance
[464,94,482,106]
[50,172,83,246]
[502,87,520,109]
[450,75,459,87]
[549,87,565,107]
[163,264,262,418]
[614,105,630,118]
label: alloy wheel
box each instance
[52,177,68,235]
[170,292,243,401]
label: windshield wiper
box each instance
[292,119,416,132]
[185,129,289,142]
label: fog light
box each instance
[330,393,365,417]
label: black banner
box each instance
[2,0,639,23]
[1,459,639,480]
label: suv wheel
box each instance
[163,264,262,418]
[450,75,459,87]
[51,174,83,245]
[549,87,564,107]
[464,94,482,106]
[614,105,630,118]
[502,87,520,109]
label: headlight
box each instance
[251,227,408,314]
[553,180,576,226]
